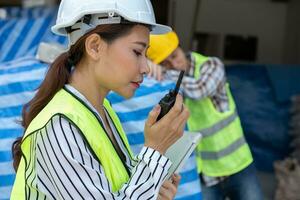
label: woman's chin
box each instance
[115,91,135,99]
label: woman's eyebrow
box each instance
[134,41,149,49]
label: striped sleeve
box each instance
[165,57,225,100]
[35,114,171,200]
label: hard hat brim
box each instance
[52,19,171,36]
[149,23,172,34]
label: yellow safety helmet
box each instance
[147,31,179,64]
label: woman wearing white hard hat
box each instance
[11,0,189,199]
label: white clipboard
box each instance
[164,131,202,180]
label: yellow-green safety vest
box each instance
[11,88,133,199]
[185,52,253,177]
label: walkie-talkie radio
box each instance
[157,70,185,121]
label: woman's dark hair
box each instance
[12,23,141,171]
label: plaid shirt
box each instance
[165,53,229,112]
[164,53,229,186]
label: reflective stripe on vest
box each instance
[185,52,253,177]
[200,109,238,137]
[11,88,132,199]
[198,137,246,160]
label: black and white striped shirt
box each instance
[25,85,172,199]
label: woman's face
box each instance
[95,25,150,98]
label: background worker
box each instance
[10,1,190,199]
[147,31,263,200]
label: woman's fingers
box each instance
[157,194,162,200]
[144,93,189,153]
[162,181,177,194]
[171,105,189,132]
[145,104,161,128]
[160,94,184,124]
[159,180,178,200]
[171,174,181,187]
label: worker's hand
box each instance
[147,59,164,81]
[157,174,181,200]
[144,94,189,154]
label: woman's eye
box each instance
[133,50,142,56]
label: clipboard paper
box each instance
[164,131,202,180]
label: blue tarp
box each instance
[226,64,295,172]
[0,7,67,63]
[266,65,300,103]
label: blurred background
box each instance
[1,0,300,199]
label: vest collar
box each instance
[63,85,133,173]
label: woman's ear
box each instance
[85,33,106,60]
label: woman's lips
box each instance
[131,81,141,88]
[131,78,143,89]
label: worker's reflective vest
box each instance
[185,52,253,176]
[11,88,133,199]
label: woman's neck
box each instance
[69,65,108,116]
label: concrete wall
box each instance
[171,0,288,64]
[283,0,300,64]
[168,0,198,51]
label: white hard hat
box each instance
[51,0,171,46]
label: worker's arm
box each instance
[165,57,226,100]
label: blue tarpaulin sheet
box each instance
[226,64,295,172]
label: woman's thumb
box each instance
[172,174,181,187]
[145,105,161,127]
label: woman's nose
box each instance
[141,57,150,74]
